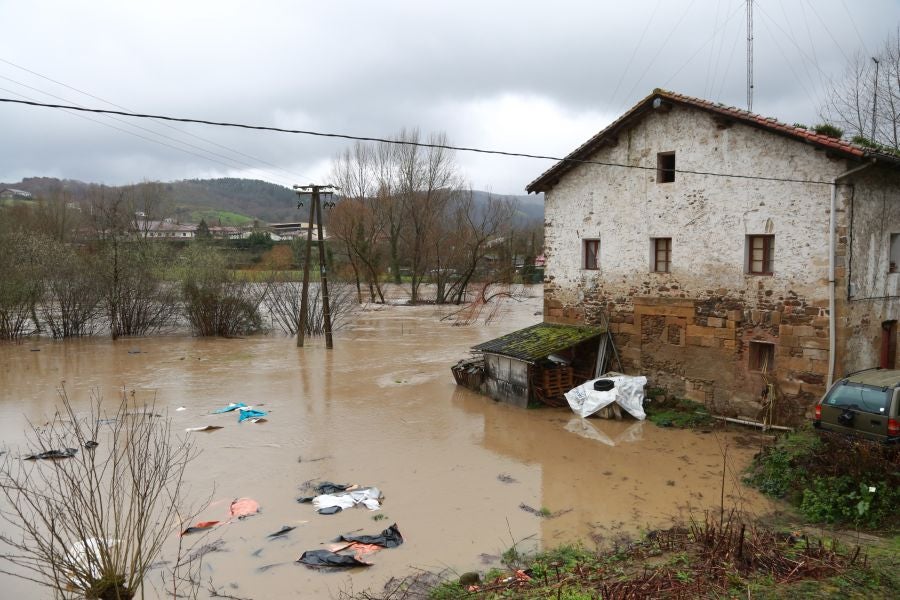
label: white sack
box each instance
[564,375,648,420]
[313,487,382,511]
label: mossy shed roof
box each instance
[472,322,605,363]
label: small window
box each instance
[749,341,775,373]
[747,235,774,275]
[657,152,675,183]
[583,239,600,270]
[890,233,900,273]
[652,237,671,272]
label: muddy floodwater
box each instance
[0,292,777,598]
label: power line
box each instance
[0,74,297,187]
[0,96,852,186]
[0,56,312,184]
[607,0,662,107]
[664,2,745,90]
[0,86,281,179]
[620,0,699,112]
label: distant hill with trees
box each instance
[0,177,543,225]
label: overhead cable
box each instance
[0,96,849,186]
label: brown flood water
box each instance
[0,293,777,598]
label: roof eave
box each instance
[524,89,900,193]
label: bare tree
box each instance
[438,190,516,305]
[0,388,203,599]
[396,130,461,303]
[38,240,103,339]
[330,143,388,303]
[0,232,44,339]
[32,184,83,243]
[263,277,357,337]
[821,32,900,150]
[90,187,179,338]
[374,138,404,285]
[179,245,266,336]
[124,181,172,239]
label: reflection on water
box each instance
[564,417,645,446]
[0,294,776,598]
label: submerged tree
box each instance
[90,187,180,338]
[0,232,44,339]
[263,276,358,337]
[0,388,202,599]
[179,245,265,336]
[38,239,103,339]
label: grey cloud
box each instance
[1,0,898,193]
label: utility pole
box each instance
[314,187,334,349]
[293,184,337,349]
[871,57,880,142]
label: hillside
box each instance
[1,177,543,225]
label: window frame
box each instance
[583,238,600,270]
[657,152,675,183]
[748,341,775,373]
[652,237,672,273]
[889,233,900,273]
[747,234,775,275]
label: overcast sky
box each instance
[1,0,898,195]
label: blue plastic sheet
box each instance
[238,408,267,423]
[213,402,247,414]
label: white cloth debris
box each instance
[66,538,119,586]
[564,375,648,420]
[313,487,382,511]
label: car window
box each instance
[824,383,891,415]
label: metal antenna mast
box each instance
[871,57,880,141]
[747,0,754,111]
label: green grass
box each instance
[744,427,900,530]
[645,397,713,428]
[189,209,255,226]
[416,531,900,600]
[0,198,37,207]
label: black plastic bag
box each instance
[339,524,403,548]
[297,549,370,568]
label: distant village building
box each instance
[267,222,328,240]
[525,89,900,424]
[139,220,197,239]
[0,188,33,199]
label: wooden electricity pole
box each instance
[293,184,337,349]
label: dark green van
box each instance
[814,368,900,443]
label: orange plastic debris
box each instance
[229,497,260,519]
[181,520,220,536]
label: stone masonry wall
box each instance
[542,105,868,424]
[836,166,900,376]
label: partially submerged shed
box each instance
[455,322,606,408]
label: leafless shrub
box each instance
[0,388,204,599]
[440,282,528,326]
[0,232,43,340]
[100,243,180,338]
[263,276,358,336]
[179,245,266,336]
[38,240,103,338]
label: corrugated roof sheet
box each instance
[472,322,605,363]
[526,88,900,193]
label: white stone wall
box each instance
[838,166,900,373]
[545,107,848,305]
[538,104,900,421]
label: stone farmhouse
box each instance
[526,89,900,424]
